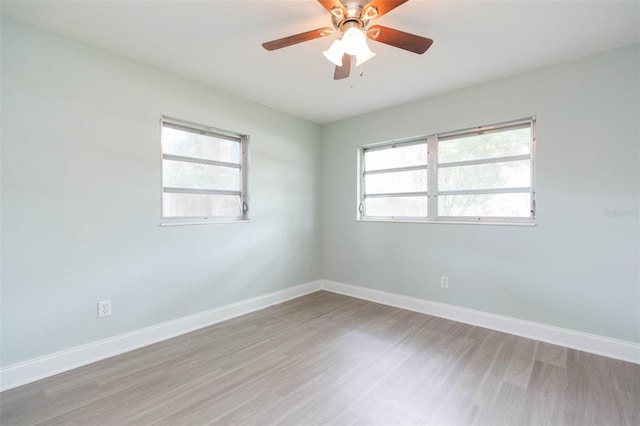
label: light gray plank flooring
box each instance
[1,291,638,425]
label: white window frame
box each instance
[160,116,249,226]
[358,117,536,225]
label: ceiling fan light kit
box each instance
[323,26,376,68]
[263,0,433,80]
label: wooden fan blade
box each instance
[317,0,346,17]
[362,0,409,20]
[262,27,333,51]
[334,53,351,80]
[367,25,433,54]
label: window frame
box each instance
[357,117,536,225]
[357,138,430,221]
[160,116,249,226]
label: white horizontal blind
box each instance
[161,117,248,224]
[359,118,535,224]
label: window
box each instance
[161,117,249,225]
[358,117,535,224]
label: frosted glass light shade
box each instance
[342,27,367,55]
[355,46,376,67]
[323,40,344,66]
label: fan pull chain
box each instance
[348,68,366,88]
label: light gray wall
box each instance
[320,45,640,343]
[1,18,322,365]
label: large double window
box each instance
[161,117,249,225]
[358,118,536,224]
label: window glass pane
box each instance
[365,196,428,217]
[365,143,427,171]
[439,127,531,164]
[439,160,530,191]
[163,193,241,218]
[438,193,531,217]
[163,126,240,164]
[163,160,240,191]
[365,169,428,194]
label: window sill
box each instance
[160,219,250,227]
[357,218,536,226]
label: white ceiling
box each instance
[2,0,639,124]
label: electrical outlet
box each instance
[98,300,111,318]
[440,276,449,289]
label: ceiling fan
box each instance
[262,0,433,80]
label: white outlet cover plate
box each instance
[98,300,111,318]
[441,277,449,288]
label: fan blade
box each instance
[334,53,351,80]
[367,25,433,54]
[262,27,333,51]
[362,0,409,20]
[317,0,346,17]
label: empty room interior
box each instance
[1,0,639,425]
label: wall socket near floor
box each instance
[97,300,112,318]
[440,276,449,289]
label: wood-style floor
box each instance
[1,291,639,425]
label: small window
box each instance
[361,140,429,219]
[161,117,249,225]
[358,118,536,224]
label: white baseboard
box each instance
[320,280,640,365]
[0,280,323,392]
[3,278,637,392]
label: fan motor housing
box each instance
[331,1,375,31]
